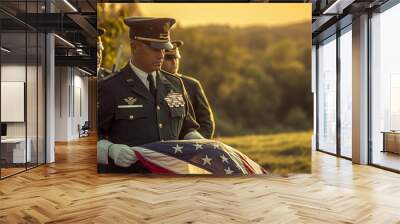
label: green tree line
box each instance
[170,23,312,136]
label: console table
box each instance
[0,138,32,165]
[382,131,400,154]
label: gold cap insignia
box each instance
[163,22,171,32]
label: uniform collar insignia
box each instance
[124,97,137,105]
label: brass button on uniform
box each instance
[159,123,163,128]
[129,115,134,120]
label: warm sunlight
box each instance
[108,3,311,28]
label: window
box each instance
[339,27,352,158]
[317,35,337,154]
[0,1,47,179]
[371,2,400,171]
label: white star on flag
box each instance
[220,154,229,163]
[193,143,203,150]
[201,154,212,166]
[212,143,220,149]
[172,144,183,153]
[224,167,233,174]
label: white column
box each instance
[352,14,369,164]
[45,1,55,163]
[46,33,55,163]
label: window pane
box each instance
[1,31,27,177]
[38,32,45,165]
[27,31,38,169]
[340,28,352,158]
[317,36,337,154]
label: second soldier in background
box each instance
[162,40,215,139]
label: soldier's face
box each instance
[132,40,165,73]
[161,55,179,74]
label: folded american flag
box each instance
[133,139,268,175]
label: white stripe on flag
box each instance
[134,146,211,174]
[223,143,264,174]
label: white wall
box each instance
[55,67,70,141]
[1,65,28,137]
[72,73,89,138]
[54,67,89,141]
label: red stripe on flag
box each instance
[236,153,256,174]
[135,151,175,174]
[262,168,268,174]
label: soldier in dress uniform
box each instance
[162,40,215,138]
[97,17,203,173]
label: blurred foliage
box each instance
[217,131,312,174]
[98,5,312,137]
[172,24,312,136]
[97,4,141,72]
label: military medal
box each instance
[164,91,185,108]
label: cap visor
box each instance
[149,42,174,50]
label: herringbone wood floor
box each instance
[1,135,399,224]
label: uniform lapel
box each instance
[156,71,169,104]
[121,65,154,102]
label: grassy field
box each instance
[216,131,312,174]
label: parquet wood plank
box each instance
[0,135,399,223]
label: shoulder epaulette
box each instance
[177,73,200,84]
[101,71,117,82]
[160,69,180,79]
